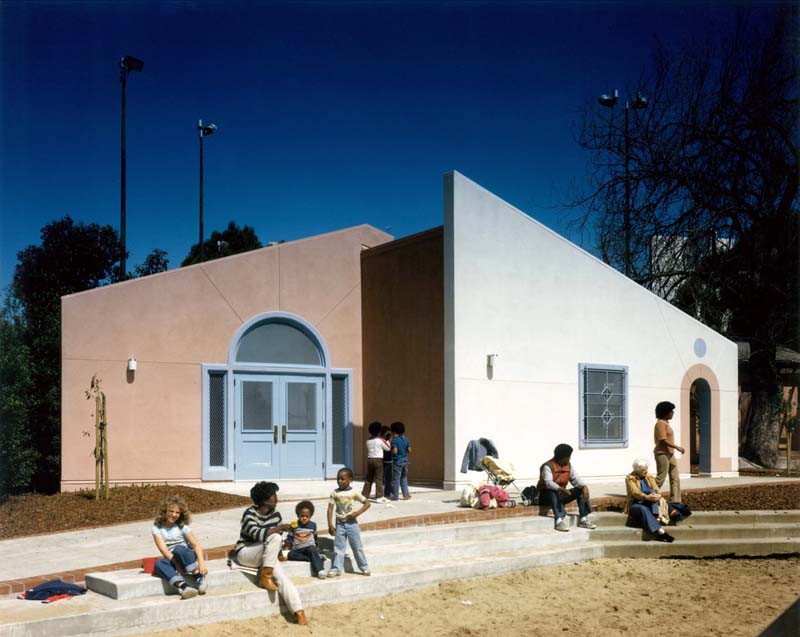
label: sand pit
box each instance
[142,556,799,636]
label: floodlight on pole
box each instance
[598,88,648,278]
[198,119,218,262]
[119,55,144,280]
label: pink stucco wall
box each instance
[61,225,391,490]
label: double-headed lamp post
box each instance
[197,119,218,262]
[598,89,648,278]
[119,55,144,279]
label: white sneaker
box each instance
[317,570,327,579]
[361,570,371,576]
[195,574,207,594]
[378,497,389,503]
[555,518,570,532]
[179,585,198,600]
[578,517,596,530]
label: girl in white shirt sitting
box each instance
[152,495,208,599]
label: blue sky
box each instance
[0,1,759,294]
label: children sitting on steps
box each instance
[280,500,327,578]
[232,481,308,625]
[151,495,208,599]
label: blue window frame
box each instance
[579,363,628,448]
[202,311,353,480]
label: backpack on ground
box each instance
[521,485,539,505]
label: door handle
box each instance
[282,426,287,444]
[273,427,278,444]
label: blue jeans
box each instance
[288,545,325,576]
[628,501,662,534]
[332,519,368,573]
[391,460,409,499]
[383,462,393,497]
[541,487,592,519]
[154,545,199,587]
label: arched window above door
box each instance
[235,320,323,366]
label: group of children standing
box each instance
[148,421,411,625]
[360,420,412,502]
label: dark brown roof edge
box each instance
[361,226,443,260]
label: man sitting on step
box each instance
[232,481,308,625]
[537,444,596,532]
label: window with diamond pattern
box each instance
[579,364,628,447]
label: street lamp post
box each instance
[119,55,144,279]
[197,119,218,262]
[598,89,648,278]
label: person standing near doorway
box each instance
[653,401,684,503]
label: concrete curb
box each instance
[1,511,798,637]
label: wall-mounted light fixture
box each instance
[127,357,137,372]
[487,354,498,368]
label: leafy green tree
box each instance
[181,221,263,266]
[571,9,798,466]
[134,248,169,277]
[0,298,36,500]
[11,216,122,493]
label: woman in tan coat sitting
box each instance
[624,458,674,542]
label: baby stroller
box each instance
[480,456,524,503]
[460,438,523,505]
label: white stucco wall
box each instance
[443,172,738,486]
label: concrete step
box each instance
[353,513,560,547]
[590,522,800,542]
[592,510,800,528]
[86,555,331,601]
[87,523,588,600]
[0,540,604,637]
[602,536,800,559]
[4,511,798,637]
[675,511,800,525]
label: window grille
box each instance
[331,376,347,465]
[208,372,226,466]
[579,364,628,448]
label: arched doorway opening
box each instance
[680,363,734,476]
[690,378,712,474]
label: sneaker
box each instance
[195,575,207,594]
[403,495,412,500]
[654,531,675,543]
[378,497,389,503]
[555,518,570,532]
[179,585,198,600]
[317,570,327,579]
[326,570,342,578]
[360,570,371,576]
[578,517,596,530]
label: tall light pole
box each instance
[598,89,648,278]
[119,55,144,280]
[197,119,217,262]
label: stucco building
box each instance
[61,172,738,491]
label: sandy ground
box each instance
[142,557,799,637]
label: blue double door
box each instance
[234,374,325,480]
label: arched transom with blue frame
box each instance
[201,312,352,481]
